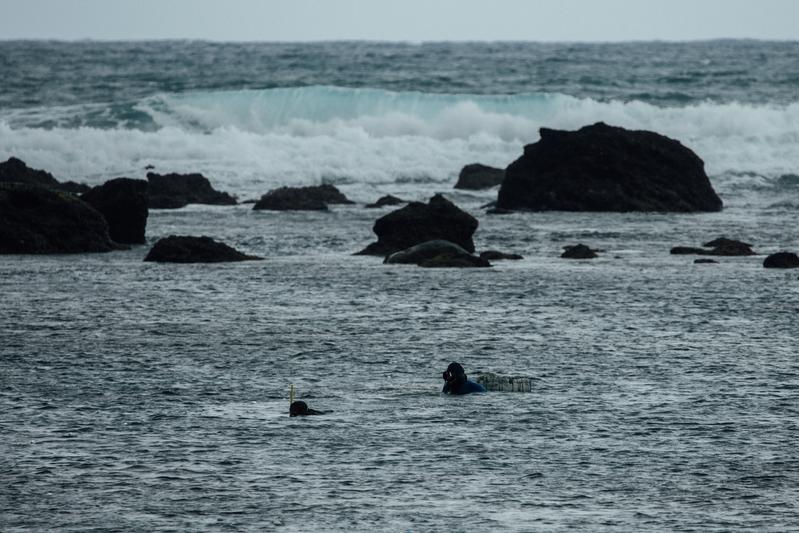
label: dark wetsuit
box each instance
[442,379,485,395]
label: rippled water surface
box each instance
[2,198,799,531]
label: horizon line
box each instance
[1,37,798,45]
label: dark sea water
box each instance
[1,41,799,532]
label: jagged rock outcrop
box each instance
[146,172,237,208]
[253,184,353,211]
[0,157,90,193]
[455,163,505,190]
[81,178,149,244]
[356,194,478,256]
[143,236,262,263]
[497,122,723,212]
[0,183,116,254]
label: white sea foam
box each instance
[1,86,798,200]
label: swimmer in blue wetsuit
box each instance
[441,362,485,395]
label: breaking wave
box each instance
[1,86,798,198]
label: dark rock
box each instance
[59,181,91,194]
[385,240,469,264]
[143,235,262,263]
[561,244,598,259]
[146,172,237,209]
[253,184,353,211]
[356,194,478,256]
[694,258,718,264]
[671,238,755,256]
[497,122,723,212]
[419,252,491,268]
[486,207,514,215]
[701,237,755,255]
[455,163,505,190]
[0,182,116,254]
[366,195,405,209]
[0,157,60,188]
[82,178,149,244]
[763,252,799,269]
[480,250,523,261]
[671,246,708,255]
[0,157,90,193]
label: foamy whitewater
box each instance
[2,41,799,531]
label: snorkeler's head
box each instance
[442,362,467,384]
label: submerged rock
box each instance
[479,250,523,261]
[694,258,719,264]
[418,252,491,268]
[253,184,353,211]
[356,194,478,256]
[497,122,723,212]
[385,240,469,264]
[671,237,755,256]
[366,195,405,209]
[82,178,149,244]
[475,373,533,392]
[561,244,598,259]
[144,235,263,263]
[455,163,505,190]
[146,172,237,208]
[0,183,116,254]
[763,252,799,269]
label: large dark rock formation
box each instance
[455,163,505,190]
[82,178,149,244]
[144,236,263,263]
[0,157,90,194]
[763,252,799,269]
[146,172,237,209]
[0,183,116,254]
[497,122,723,212]
[356,194,478,256]
[253,184,353,211]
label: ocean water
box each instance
[1,40,799,531]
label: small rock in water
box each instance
[475,373,533,392]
